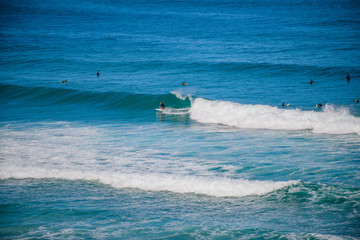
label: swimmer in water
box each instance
[346,73,350,81]
[60,80,68,83]
[309,79,314,84]
[97,70,100,77]
[356,98,359,103]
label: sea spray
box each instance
[170,90,194,102]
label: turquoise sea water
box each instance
[1,0,360,239]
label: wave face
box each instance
[190,98,360,135]
[0,83,191,111]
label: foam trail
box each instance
[159,107,190,115]
[190,98,360,135]
[0,167,297,197]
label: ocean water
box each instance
[1,0,360,239]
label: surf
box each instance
[189,98,360,135]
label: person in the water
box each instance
[97,70,100,77]
[309,79,314,84]
[347,73,350,81]
[159,102,165,109]
[356,98,359,103]
[60,80,68,83]
[317,102,323,108]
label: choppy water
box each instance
[1,0,360,239]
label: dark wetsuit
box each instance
[160,103,165,109]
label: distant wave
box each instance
[190,98,360,135]
[0,166,297,197]
[116,59,357,74]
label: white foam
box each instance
[0,123,217,177]
[0,166,298,197]
[190,98,360,135]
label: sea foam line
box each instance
[190,98,360,135]
[0,167,298,197]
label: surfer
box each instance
[356,98,359,103]
[317,102,323,108]
[97,70,100,77]
[309,79,314,84]
[159,102,165,109]
[346,73,350,81]
[182,82,188,86]
[282,102,285,107]
[60,80,68,83]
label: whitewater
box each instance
[0,167,298,198]
[190,98,360,135]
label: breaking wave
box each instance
[189,98,360,135]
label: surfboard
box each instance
[155,108,164,112]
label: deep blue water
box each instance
[1,0,360,239]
